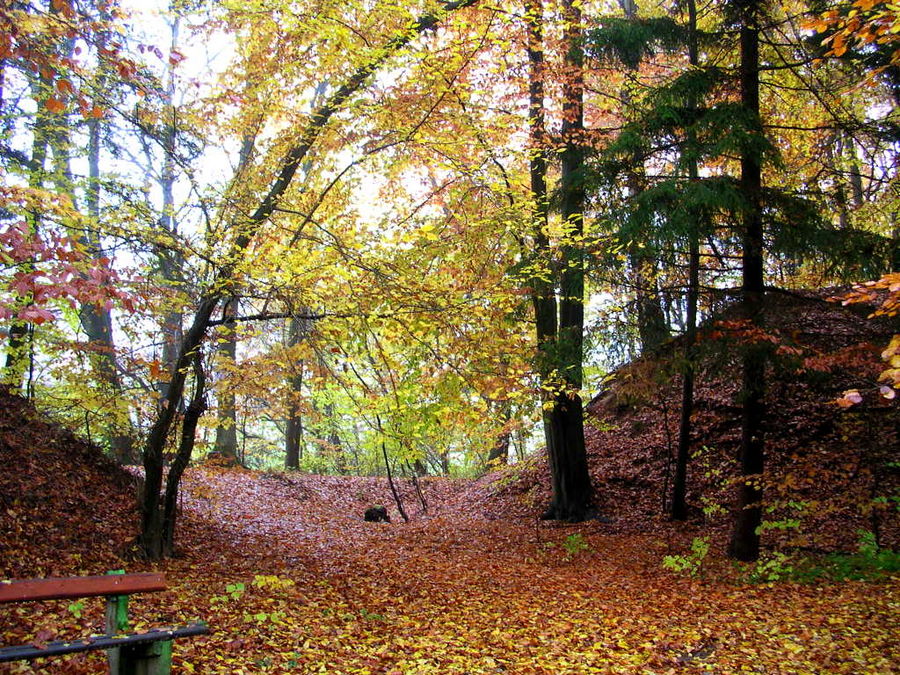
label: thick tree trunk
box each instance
[531,0,593,521]
[729,4,766,562]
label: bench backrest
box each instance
[0,573,166,604]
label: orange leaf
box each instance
[45,97,66,114]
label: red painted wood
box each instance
[0,573,167,603]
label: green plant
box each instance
[359,607,384,621]
[67,600,85,619]
[210,582,245,604]
[563,533,590,560]
[245,610,286,624]
[744,551,794,583]
[821,530,900,581]
[662,536,710,578]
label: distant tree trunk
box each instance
[214,297,239,461]
[284,387,304,469]
[284,315,307,470]
[528,0,593,521]
[488,434,510,466]
[82,57,134,462]
[729,0,766,562]
[618,0,669,355]
[487,403,511,466]
[671,0,700,522]
[323,399,348,474]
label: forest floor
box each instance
[2,290,899,673]
[1,458,898,675]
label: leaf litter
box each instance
[1,291,898,673]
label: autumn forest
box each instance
[0,0,898,672]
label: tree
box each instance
[728,0,766,562]
[526,0,594,522]
[138,0,482,559]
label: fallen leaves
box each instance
[1,290,898,673]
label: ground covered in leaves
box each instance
[1,291,898,673]
[1,457,897,674]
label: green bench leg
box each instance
[117,640,173,675]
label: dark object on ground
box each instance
[0,571,209,673]
[364,506,391,522]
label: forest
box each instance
[0,0,898,673]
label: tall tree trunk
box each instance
[729,1,766,562]
[284,316,306,470]
[82,49,134,462]
[671,0,700,521]
[5,72,51,392]
[138,0,479,558]
[618,0,669,355]
[156,14,184,410]
[534,0,593,521]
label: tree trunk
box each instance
[214,297,239,461]
[532,0,593,521]
[4,73,50,392]
[488,400,511,466]
[671,0,700,522]
[487,433,510,466]
[284,316,307,470]
[140,295,220,560]
[729,2,766,562]
[154,13,185,412]
[83,63,134,462]
[619,0,669,355]
[162,349,206,555]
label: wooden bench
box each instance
[0,571,209,674]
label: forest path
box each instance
[143,467,899,674]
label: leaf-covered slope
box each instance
[0,386,138,579]
[472,289,899,551]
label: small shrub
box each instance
[563,533,590,560]
[820,530,900,581]
[744,551,794,583]
[662,536,710,578]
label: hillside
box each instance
[473,289,899,551]
[0,387,138,579]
